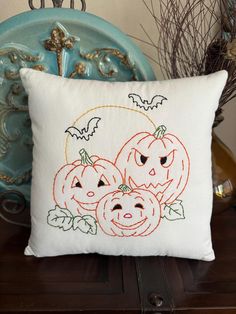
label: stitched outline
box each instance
[65,117,101,141]
[53,155,123,215]
[64,105,157,163]
[115,130,190,206]
[128,93,167,111]
[95,187,162,237]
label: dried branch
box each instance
[136,0,236,126]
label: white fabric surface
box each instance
[20,68,228,260]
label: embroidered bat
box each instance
[128,93,167,111]
[65,117,101,141]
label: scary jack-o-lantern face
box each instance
[96,184,161,237]
[53,149,123,215]
[115,126,190,205]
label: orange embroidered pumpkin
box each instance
[115,125,190,204]
[96,184,161,237]
[53,149,123,215]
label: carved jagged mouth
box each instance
[111,218,147,230]
[128,177,173,194]
[72,196,97,211]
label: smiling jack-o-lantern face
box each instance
[53,149,123,215]
[96,184,161,237]
[115,126,190,205]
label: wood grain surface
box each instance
[0,208,236,313]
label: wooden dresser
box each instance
[0,207,236,313]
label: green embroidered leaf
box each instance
[73,215,97,235]
[162,200,185,221]
[47,206,74,231]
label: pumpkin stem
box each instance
[153,125,167,139]
[79,148,93,165]
[118,184,132,193]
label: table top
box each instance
[0,208,236,313]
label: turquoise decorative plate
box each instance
[0,8,155,210]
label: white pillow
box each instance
[20,68,227,260]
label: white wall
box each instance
[0,0,235,153]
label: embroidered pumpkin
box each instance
[53,149,123,215]
[115,125,190,204]
[96,184,161,237]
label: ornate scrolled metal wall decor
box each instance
[43,23,138,79]
[0,190,30,227]
[0,21,137,164]
[44,25,75,76]
[28,0,86,10]
[0,0,156,227]
[28,0,45,9]
[0,20,139,227]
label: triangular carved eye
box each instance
[98,180,105,187]
[160,150,176,168]
[134,149,149,166]
[160,156,167,165]
[140,154,148,165]
[71,176,82,188]
[75,181,82,188]
[97,175,110,187]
